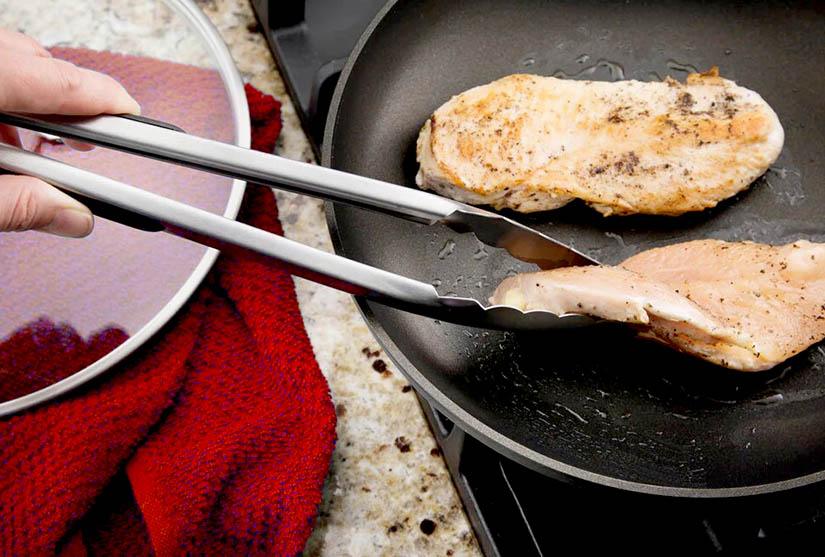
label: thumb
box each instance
[0,175,93,237]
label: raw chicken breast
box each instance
[417,69,784,216]
[490,240,825,371]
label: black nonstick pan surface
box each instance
[323,0,825,495]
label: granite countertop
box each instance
[0,0,479,553]
[203,3,479,554]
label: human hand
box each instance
[0,29,140,237]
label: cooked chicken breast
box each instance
[417,69,784,216]
[490,240,825,371]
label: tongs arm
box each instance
[0,112,595,269]
[0,112,458,223]
[0,143,442,312]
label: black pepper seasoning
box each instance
[420,519,437,535]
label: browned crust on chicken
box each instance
[417,70,784,216]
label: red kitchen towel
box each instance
[0,85,337,556]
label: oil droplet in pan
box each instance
[666,59,700,74]
[556,403,589,424]
[438,239,456,259]
[754,392,784,405]
[552,59,625,81]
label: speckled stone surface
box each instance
[197,3,480,554]
[0,0,480,554]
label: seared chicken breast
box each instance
[417,69,784,216]
[491,240,825,371]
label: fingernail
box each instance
[129,97,142,116]
[119,96,141,116]
[121,91,141,115]
[101,75,141,115]
[40,208,94,238]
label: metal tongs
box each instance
[0,112,597,330]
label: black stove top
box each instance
[250,0,387,155]
[250,2,825,554]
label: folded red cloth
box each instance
[0,85,336,556]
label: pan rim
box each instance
[322,0,825,497]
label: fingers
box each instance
[0,29,51,58]
[0,30,139,152]
[0,30,125,238]
[0,54,140,116]
[0,175,93,237]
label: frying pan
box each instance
[324,0,825,495]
